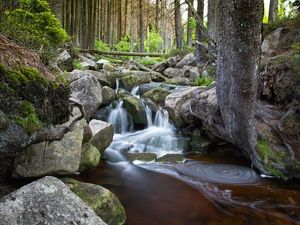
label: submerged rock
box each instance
[126,152,157,162]
[80,143,101,171]
[156,154,185,163]
[122,96,147,127]
[13,118,86,178]
[89,120,114,154]
[0,176,106,225]
[63,179,126,225]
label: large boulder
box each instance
[55,50,73,72]
[63,179,126,225]
[175,53,197,68]
[183,66,199,81]
[89,120,114,154]
[88,70,116,88]
[70,74,102,119]
[165,87,206,127]
[13,118,86,178]
[119,72,151,91]
[166,56,182,68]
[261,27,283,56]
[79,143,101,171]
[122,96,147,127]
[78,55,97,70]
[102,86,117,106]
[142,88,171,105]
[0,176,106,225]
[163,68,184,78]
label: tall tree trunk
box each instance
[130,0,134,51]
[269,0,278,22]
[117,0,122,41]
[124,0,128,36]
[139,0,145,52]
[161,0,166,52]
[207,0,218,42]
[217,0,263,156]
[81,0,88,48]
[187,0,194,47]
[174,0,183,49]
[196,0,204,42]
[155,0,160,31]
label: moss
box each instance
[143,88,170,104]
[194,76,214,87]
[72,59,84,70]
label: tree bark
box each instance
[139,0,145,52]
[269,0,278,23]
[174,0,183,49]
[81,0,88,49]
[207,0,218,42]
[187,0,194,47]
[217,0,263,155]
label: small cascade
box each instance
[108,101,132,134]
[115,79,120,93]
[131,86,140,97]
[145,105,153,127]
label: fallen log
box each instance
[80,49,167,58]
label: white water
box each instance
[105,84,184,161]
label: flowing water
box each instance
[77,83,300,225]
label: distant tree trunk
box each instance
[81,0,88,49]
[124,0,128,36]
[155,0,160,31]
[195,0,204,62]
[174,0,183,49]
[161,0,166,52]
[207,0,218,42]
[217,0,263,155]
[48,0,63,21]
[269,0,278,22]
[139,0,145,52]
[117,0,122,41]
[130,0,134,51]
[187,0,194,47]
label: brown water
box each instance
[76,146,300,225]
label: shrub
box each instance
[95,39,110,51]
[194,76,214,87]
[115,36,131,52]
[145,30,163,52]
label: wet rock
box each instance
[70,74,102,119]
[102,86,117,106]
[63,179,126,225]
[165,77,192,86]
[175,53,197,68]
[89,120,114,154]
[152,62,167,74]
[163,68,184,78]
[261,27,283,56]
[156,154,185,163]
[122,96,147,126]
[0,176,106,225]
[190,130,213,153]
[119,72,151,91]
[79,143,101,171]
[92,107,110,121]
[0,111,9,130]
[142,88,171,105]
[13,118,86,178]
[126,153,157,162]
[166,56,182,68]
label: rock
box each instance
[68,69,86,82]
[156,154,185,163]
[83,125,93,143]
[103,63,116,72]
[86,53,96,61]
[102,86,117,106]
[261,27,283,56]
[176,53,197,68]
[13,118,86,178]
[163,68,184,78]
[149,71,168,82]
[89,120,114,154]
[0,176,106,225]
[190,130,213,153]
[56,50,73,72]
[78,55,97,70]
[183,66,199,81]
[152,62,167,74]
[63,179,126,225]
[0,123,29,156]
[126,153,157,162]
[0,111,9,130]
[122,96,147,127]
[96,59,110,69]
[119,72,151,91]
[80,143,101,171]
[165,86,206,127]
[92,107,110,121]
[142,88,171,105]
[165,77,192,86]
[166,56,182,68]
[70,74,102,119]
[87,70,116,88]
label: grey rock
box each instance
[56,50,73,72]
[0,176,106,225]
[163,68,184,78]
[96,59,110,69]
[166,56,182,68]
[70,74,102,119]
[122,96,147,126]
[0,111,9,130]
[156,154,185,163]
[78,55,97,70]
[261,27,283,56]
[176,53,197,68]
[89,120,114,154]
[152,62,167,74]
[80,142,101,171]
[13,119,86,178]
[83,124,93,144]
[102,86,117,106]
[119,72,151,91]
[92,107,110,121]
[126,152,157,162]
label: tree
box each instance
[187,0,194,47]
[269,0,278,22]
[207,0,218,42]
[217,0,263,157]
[139,0,145,52]
[174,0,183,49]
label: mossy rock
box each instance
[164,77,191,86]
[156,154,185,163]
[122,96,147,127]
[79,143,101,171]
[0,111,9,130]
[62,179,126,225]
[142,88,170,105]
[125,152,157,162]
[119,72,151,91]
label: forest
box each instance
[0,0,299,225]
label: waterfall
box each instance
[115,79,120,93]
[108,101,132,134]
[145,105,153,127]
[131,86,140,97]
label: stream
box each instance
[77,82,300,225]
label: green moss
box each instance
[143,88,170,104]
[194,76,214,87]
[72,59,84,70]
